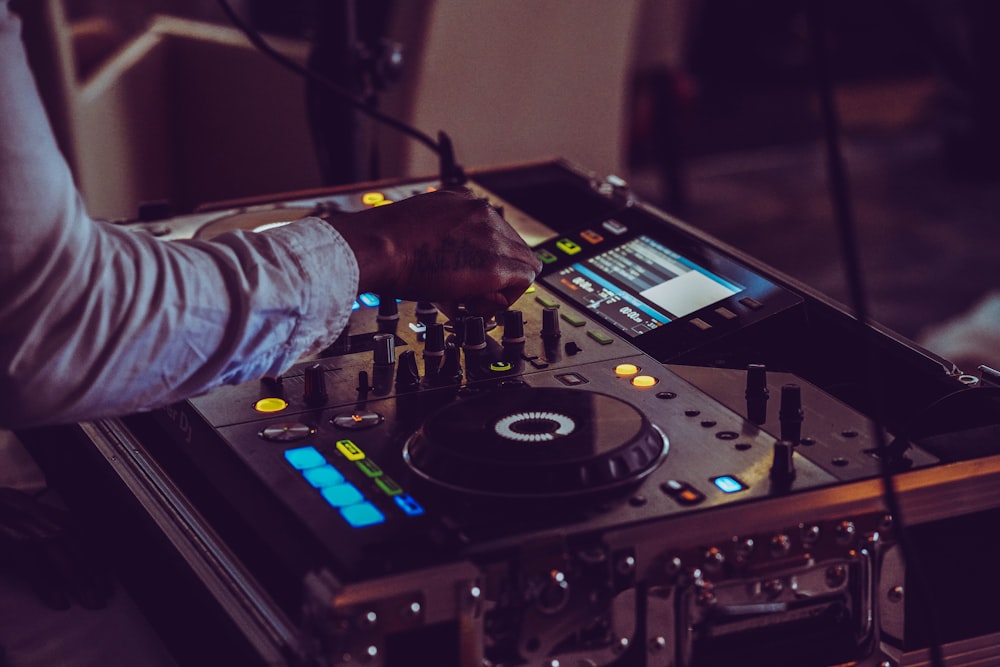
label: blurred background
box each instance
[13,0,1000,368]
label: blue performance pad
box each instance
[284,446,326,470]
[320,482,365,508]
[340,502,386,528]
[712,475,746,494]
[302,464,345,488]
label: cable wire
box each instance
[215,0,465,185]
[804,3,944,666]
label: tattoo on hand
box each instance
[412,238,488,273]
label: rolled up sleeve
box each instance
[0,2,358,428]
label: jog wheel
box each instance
[403,387,667,499]
[194,206,324,240]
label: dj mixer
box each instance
[22,160,1000,667]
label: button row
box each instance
[283,443,424,528]
[536,221,628,264]
[532,296,614,347]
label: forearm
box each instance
[0,2,358,427]
[1,216,357,428]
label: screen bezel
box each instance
[536,205,802,361]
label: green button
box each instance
[587,330,614,345]
[535,295,560,309]
[356,459,383,478]
[375,476,404,497]
[560,312,586,327]
[537,249,558,264]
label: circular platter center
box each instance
[493,411,576,443]
[403,387,668,499]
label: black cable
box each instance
[804,3,944,666]
[215,0,465,185]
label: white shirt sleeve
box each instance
[0,2,359,428]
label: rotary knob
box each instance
[779,384,803,444]
[462,316,490,381]
[372,333,395,395]
[770,440,796,490]
[422,322,446,385]
[377,297,400,333]
[415,301,438,328]
[303,363,328,406]
[541,306,561,341]
[395,350,421,392]
[745,363,769,425]
[501,309,526,371]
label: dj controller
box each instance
[22,160,1000,667]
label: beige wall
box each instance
[52,15,322,220]
[33,2,693,218]
[382,1,644,181]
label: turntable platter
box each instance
[194,207,315,240]
[403,387,668,499]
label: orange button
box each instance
[615,363,639,378]
[631,375,658,388]
[680,490,701,503]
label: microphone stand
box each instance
[306,0,398,185]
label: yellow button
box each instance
[253,397,288,413]
[556,238,582,255]
[632,375,658,388]
[336,439,366,461]
[362,191,385,206]
[373,199,394,206]
[615,363,640,378]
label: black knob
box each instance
[463,316,490,380]
[377,297,400,333]
[745,364,769,425]
[770,440,796,488]
[779,384,803,444]
[303,364,328,406]
[500,310,526,371]
[372,333,395,395]
[415,301,438,327]
[372,333,396,367]
[422,322,445,383]
[502,310,525,343]
[395,350,421,392]
[541,307,561,341]
[424,322,446,354]
[462,316,487,350]
[436,345,463,386]
[452,315,472,348]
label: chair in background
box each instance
[18,0,323,221]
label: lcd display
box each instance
[547,235,744,338]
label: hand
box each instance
[333,187,542,317]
